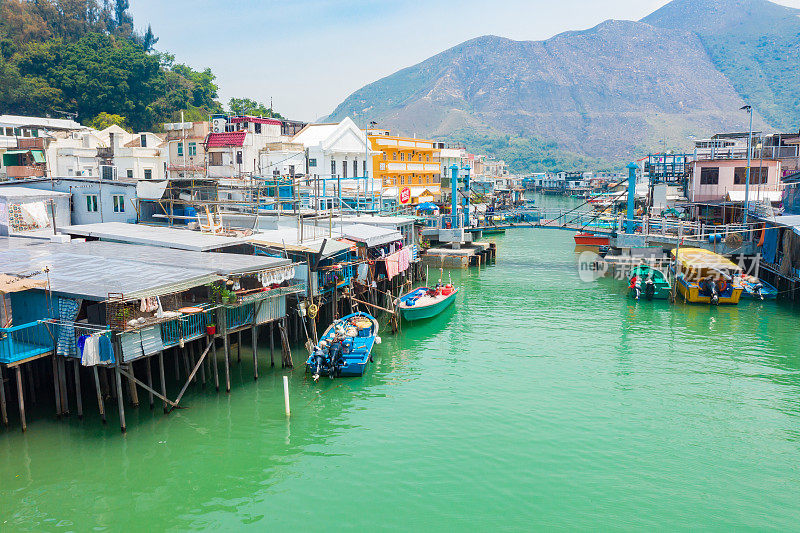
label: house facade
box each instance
[368,129,441,206]
[690,158,783,203]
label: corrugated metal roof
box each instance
[63,222,251,251]
[63,240,290,275]
[339,224,401,247]
[0,246,220,301]
[206,131,246,147]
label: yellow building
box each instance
[367,130,441,205]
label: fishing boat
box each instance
[671,248,743,305]
[628,264,671,300]
[738,274,778,300]
[574,232,610,246]
[305,312,380,381]
[397,283,459,321]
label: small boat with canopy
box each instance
[671,248,744,305]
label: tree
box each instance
[227,97,283,118]
[142,24,158,52]
[87,111,129,131]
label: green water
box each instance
[3,225,800,530]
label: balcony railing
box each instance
[0,321,54,364]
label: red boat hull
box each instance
[574,233,610,246]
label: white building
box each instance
[95,126,167,180]
[206,115,290,179]
[291,117,380,209]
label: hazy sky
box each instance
[129,0,800,122]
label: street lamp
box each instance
[741,105,753,223]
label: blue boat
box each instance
[397,285,459,321]
[305,312,380,380]
[738,275,778,300]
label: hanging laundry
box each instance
[357,263,369,283]
[79,334,100,366]
[98,335,115,363]
[56,298,82,358]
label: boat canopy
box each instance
[670,247,742,280]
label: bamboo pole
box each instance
[270,322,275,367]
[223,332,231,393]
[252,325,258,381]
[57,356,69,416]
[211,337,219,392]
[127,363,139,408]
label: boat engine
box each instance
[753,282,764,300]
[644,277,655,300]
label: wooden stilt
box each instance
[252,325,258,380]
[26,364,36,407]
[182,347,192,385]
[223,332,231,393]
[174,349,180,382]
[127,364,139,408]
[73,359,83,419]
[0,365,8,426]
[270,322,275,367]
[15,367,26,432]
[237,330,242,364]
[114,365,126,433]
[92,366,106,424]
[198,341,207,388]
[145,356,154,409]
[158,351,167,413]
[212,338,219,392]
[57,356,69,416]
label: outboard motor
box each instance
[644,277,656,300]
[708,280,719,305]
[753,282,764,300]
[311,345,329,382]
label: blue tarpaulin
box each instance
[415,202,438,212]
[762,226,779,265]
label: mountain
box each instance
[642,0,800,130]
[326,0,796,172]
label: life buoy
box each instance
[718,279,728,293]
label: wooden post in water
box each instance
[174,349,180,383]
[223,330,231,394]
[51,355,62,417]
[127,364,139,408]
[57,356,69,416]
[269,322,275,367]
[114,364,126,433]
[252,325,258,380]
[211,337,219,392]
[92,366,105,423]
[15,367,25,431]
[158,351,167,413]
[145,356,154,409]
[73,360,83,419]
[237,330,242,364]
[0,365,7,426]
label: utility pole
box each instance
[742,105,753,224]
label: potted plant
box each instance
[206,322,216,336]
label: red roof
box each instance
[229,115,282,126]
[206,131,246,147]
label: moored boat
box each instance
[397,284,459,321]
[305,312,380,381]
[574,232,610,246]
[628,264,671,300]
[738,274,777,300]
[671,248,743,305]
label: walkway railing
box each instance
[0,321,54,364]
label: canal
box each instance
[2,217,800,530]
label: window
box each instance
[254,123,262,134]
[127,169,134,179]
[343,160,348,179]
[236,151,243,164]
[426,155,430,162]
[392,152,397,161]
[699,167,719,185]
[209,152,223,166]
[144,169,153,180]
[309,158,317,167]
[400,176,405,185]
[400,153,405,161]
[140,134,147,148]
[188,142,197,156]
[177,142,183,156]
[382,153,387,161]
[734,167,768,185]
[331,160,336,176]
[86,195,98,212]
[363,161,366,176]
[113,195,125,213]
[353,160,358,178]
